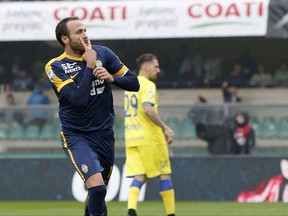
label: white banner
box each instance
[0,0,270,41]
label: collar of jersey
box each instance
[62,52,84,61]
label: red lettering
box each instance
[187,2,264,20]
[188,4,202,18]
[90,7,105,20]
[206,3,222,18]
[245,2,252,16]
[109,6,127,20]
[109,6,117,20]
[71,7,87,20]
[122,6,126,19]
[54,5,127,21]
[225,4,240,17]
[258,2,263,16]
[54,7,67,21]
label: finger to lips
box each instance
[80,37,91,50]
[79,37,86,47]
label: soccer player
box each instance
[124,54,176,216]
[44,16,139,216]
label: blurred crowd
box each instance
[174,48,288,89]
[0,39,288,93]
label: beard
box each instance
[70,40,85,56]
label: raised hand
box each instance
[80,36,97,69]
[93,67,114,83]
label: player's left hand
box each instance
[93,67,114,83]
[164,126,174,145]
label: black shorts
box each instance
[61,129,115,184]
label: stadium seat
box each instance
[165,117,182,140]
[0,124,9,140]
[24,125,40,140]
[257,116,277,139]
[249,115,260,136]
[114,124,125,141]
[181,119,196,140]
[114,114,125,140]
[276,116,288,139]
[40,123,55,140]
[53,123,62,140]
[8,125,24,140]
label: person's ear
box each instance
[61,35,69,45]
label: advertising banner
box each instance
[0,156,286,202]
[0,0,269,41]
[267,0,288,38]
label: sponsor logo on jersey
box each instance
[70,72,79,79]
[91,79,105,96]
[61,62,81,74]
[47,69,56,81]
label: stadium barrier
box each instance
[0,155,285,202]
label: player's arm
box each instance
[93,46,139,91]
[112,71,140,91]
[143,103,174,144]
[93,68,139,91]
[58,67,94,107]
[46,37,96,107]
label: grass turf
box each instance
[0,201,288,216]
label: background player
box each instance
[124,54,176,216]
[45,16,139,216]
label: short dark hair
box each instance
[55,16,80,47]
[136,54,157,70]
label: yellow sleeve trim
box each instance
[57,79,74,92]
[115,65,128,77]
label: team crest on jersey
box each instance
[148,86,154,93]
[47,69,56,81]
[81,164,88,173]
[96,60,103,67]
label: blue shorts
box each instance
[61,129,114,184]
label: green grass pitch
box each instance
[0,201,288,216]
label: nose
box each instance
[81,31,88,38]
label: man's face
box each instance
[236,114,245,124]
[65,20,89,55]
[146,59,160,81]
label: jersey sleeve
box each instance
[45,59,93,107]
[102,46,129,77]
[142,82,156,106]
[45,59,73,93]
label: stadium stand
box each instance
[0,88,288,154]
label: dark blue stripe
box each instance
[159,179,173,191]
[130,179,143,189]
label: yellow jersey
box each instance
[124,76,166,147]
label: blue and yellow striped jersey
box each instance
[124,76,166,147]
[45,45,128,132]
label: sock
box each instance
[88,185,107,216]
[84,207,90,216]
[84,195,89,216]
[159,179,175,215]
[128,179,143,211]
